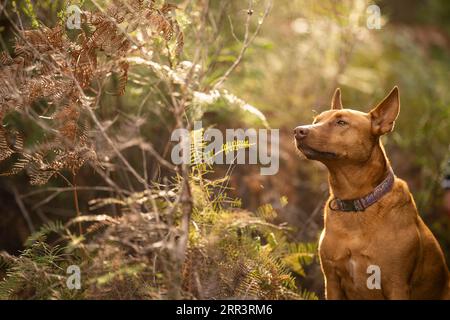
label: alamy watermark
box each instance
[170,121,279,175]
[66,5,82,30]
[366,264,381,290]
[366,5,381,30]
[66,265,81,290]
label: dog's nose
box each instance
[294,126,309,139]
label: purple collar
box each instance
[328,169,395,212]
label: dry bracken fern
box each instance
[0,0,184,184]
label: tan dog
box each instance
[294,87,450,299]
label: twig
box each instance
[84,101,154,188]
[20,186,118,199]
[72,170,82,235]
[11,186,35,233]
[212,0,272,90]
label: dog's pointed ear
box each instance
[331,88,343,110]
[370,86,400,135]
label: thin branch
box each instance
[72,170,82,235]
[20,186,118,199]
[212,0,272,90]
[11,186,35,233]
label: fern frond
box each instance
[0,127,13,161]
[25,220,65,246]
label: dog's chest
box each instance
[320,215,385,298]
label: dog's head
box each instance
[294,86,400,163]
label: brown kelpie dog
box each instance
[294,87,450,299]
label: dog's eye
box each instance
[336,119,347,126]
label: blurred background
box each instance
[0,0,449,298]
[221,0,450,294]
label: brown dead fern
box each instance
[0,0,184,186]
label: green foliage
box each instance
[0,239,81,299]
[21,0,39,28]
[24,220,65,247]
[282,242,317,277]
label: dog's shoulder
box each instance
[378,177,419,228]
[389,177,416,208]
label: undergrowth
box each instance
[0,0,317,300]
[0,168,318,299]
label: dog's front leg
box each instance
[379,253,415,299]
[383,283,411,300]
[379,227,419,300]
[321,259,346,299]
[325,274,346,300]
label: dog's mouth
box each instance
[296,140,337,159]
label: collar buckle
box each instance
[329,198,360,212]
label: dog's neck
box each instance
[326,141,390,200]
